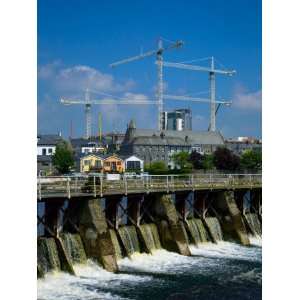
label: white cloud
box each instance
[38,60,61,80]
[123,92,149,101]
[38,62,136,94]
[38,61,155,134]
[233,86,262,110]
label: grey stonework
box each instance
[120,120,224,165]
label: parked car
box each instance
[123,172,136,178]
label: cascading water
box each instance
[60,233,87,264]
[37,237,61,274]
[109,229,123,260]
[139,223,162,253]
[186,218,210,245]
[118,226,141,256]
[205,217,223,242]
[244,213,262,237]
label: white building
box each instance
[37,134,64,156]
[124,155,144,172]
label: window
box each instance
[95,160,101,168]
[104,162,110,167]
[127,161,141,170]
[48,148,53,154]
[84,160,90,166]
[117,161,121,166]
[42,148,46,155]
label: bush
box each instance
[213,147,240,171]
[171,152,193,173]
[144,161,168,175]
[189,151,203,169]
[52,141,74,174]
[202,154,215,170]
[240,149,262,171]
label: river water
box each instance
[37,237,261,300]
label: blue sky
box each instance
[38,0,261,138]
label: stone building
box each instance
[120,120,224,166]
[225,138,262,155]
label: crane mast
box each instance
[84,88,92,139]
[110,38,184,131]
[210,57,216,131]
[161,57,236,132]
[61,89,158,140]
[157,39,164,131]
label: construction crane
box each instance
[61,88,158,139]
[161,57,236,132]
[110,38,184,131]
[163,94,231,105]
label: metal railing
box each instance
[37,173,262,200]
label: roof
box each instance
[37,134,64,146]
[70,137,106,148]
[125,129,224,146]
[79,153,127,161]
[79,153,104,160]
[118,154,143,161]
[37,155,52,162]
[101,154,124,161]
[132,136,189,146]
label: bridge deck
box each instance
[37,174,262,201]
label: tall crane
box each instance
[61,88,158,139]
[161,57,236,132]
[110,38,184,131]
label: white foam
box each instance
[249,235,262,247]
[38,241,261,299]
[189,241,261,262]
[37,260,151,300]
[118,250,193,274]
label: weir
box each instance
[139,223,162,253]
[244,213,262,237]
[37,176,262,277]
[185,218,210,245]
[118,225,141,257]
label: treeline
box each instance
[145,147,262,175]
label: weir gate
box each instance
[37,173,262,277]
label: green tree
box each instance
[240,149,262,171]
[145,161,168,175]
[52,141,74,174]
[202,154,214,170]
[213,147,240,171]
[171,151,193,173]
[189,150,202,169]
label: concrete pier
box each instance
[215,191,250,245]
[76,198,118,272]
[154,194,191,256]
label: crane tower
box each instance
[161,57,236,132]
[110,38,184,131]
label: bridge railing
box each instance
[37,173,262,200]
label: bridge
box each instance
[37,172,262,275]
[37,173,262,200]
